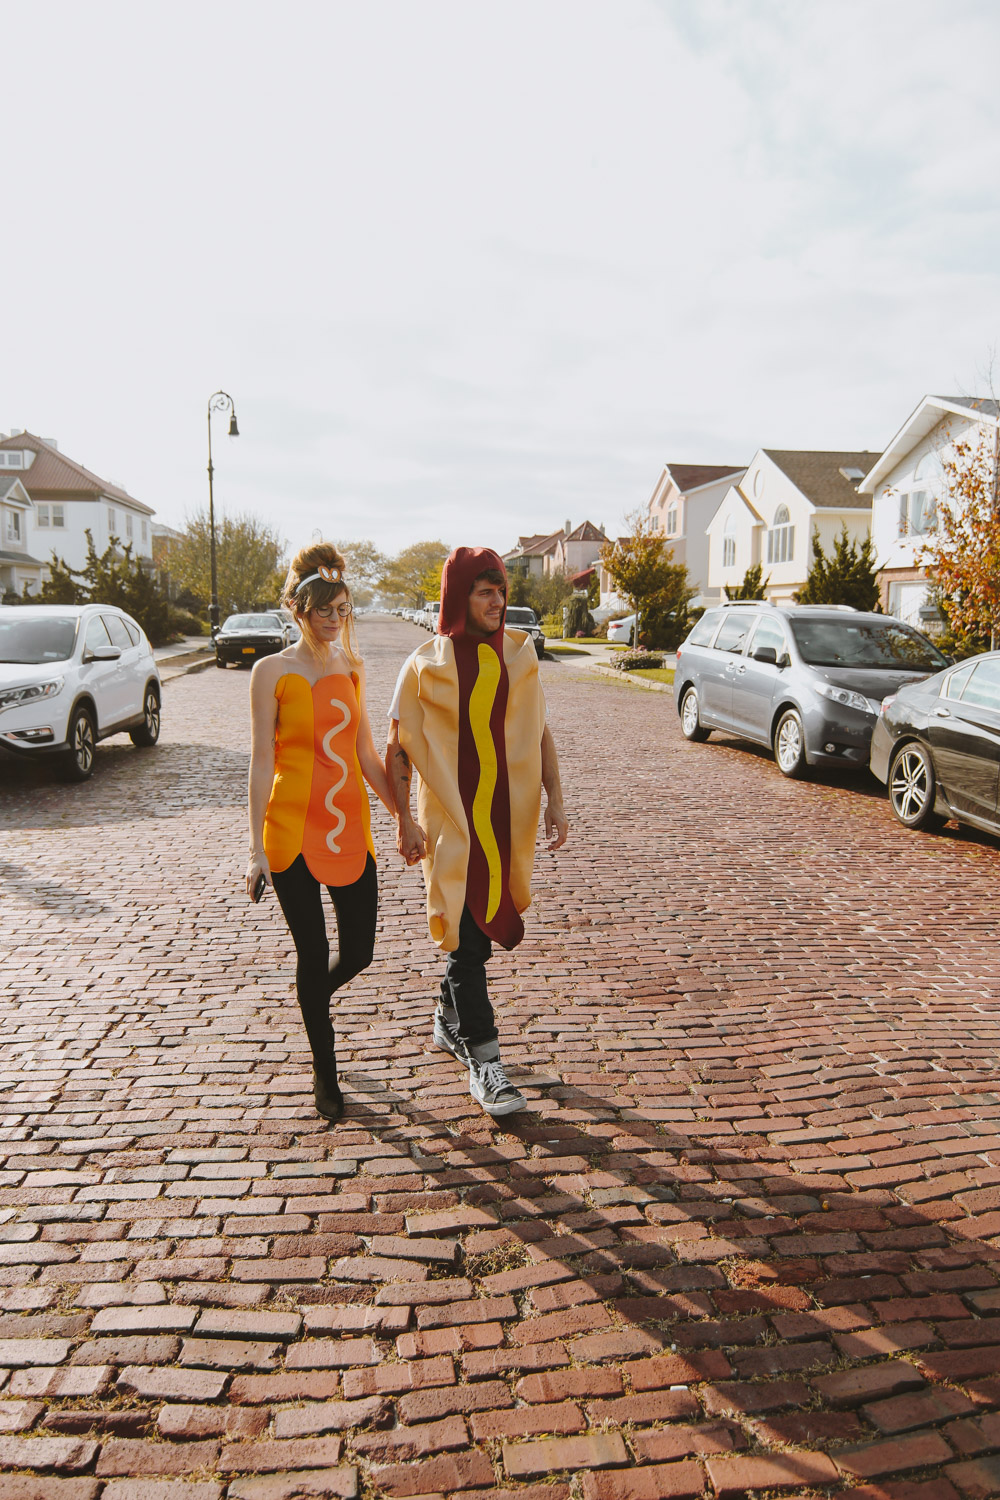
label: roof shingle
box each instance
[0,432,152,512]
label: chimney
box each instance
[564,519,571,535]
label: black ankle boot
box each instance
[312,1054,344,1124]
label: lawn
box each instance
[629,667,675,685]
[544,644,591,656]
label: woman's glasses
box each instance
[311,603,352,620]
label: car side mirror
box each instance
[84,645,121,663]
[752,645,778,664]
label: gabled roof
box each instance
[0,432,153,513]
[763,450,880,510]
[859,395,1000,494]
[563,520,608,544]
[709,482,764,528]
[0,476,31,503]
[664,463,744,493]
[518,530,563,557]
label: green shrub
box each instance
[610,646,666,671]
[542,611,563,638]
[564,595,595,638]
[168,608,210,637]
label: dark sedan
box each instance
[870,650,1000,838]
[215,613,288,668]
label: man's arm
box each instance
[541,723,569,850]
[386,719,428,865]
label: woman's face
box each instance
[302,590,351,646]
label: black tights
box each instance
[270,853,377,1063]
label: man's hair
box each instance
[472,568,506,590]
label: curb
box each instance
[587,662,674,694]
[160,653,215,684]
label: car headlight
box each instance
[813,681,874,716]
[0,678,64,713]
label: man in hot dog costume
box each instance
[386,546,569,1116]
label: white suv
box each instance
[0,604,162,782]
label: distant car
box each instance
[215,612,288,667]
[674,602,948,777]
[505,606,545,659]
[870,650,1000,838]
[607,614,636,645]
[0,603,161,782]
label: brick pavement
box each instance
[1,614,1000,1500]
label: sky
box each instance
[3,0,1000,563]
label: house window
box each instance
[6,510,21,543]
[0,452,22,468]
[108,506,116,535]
[666,505,678,535]
[141,519,147,545]
[767,505,794,563]
[126,512,133,539]
[52,504,64,528]
[37,504,50,527]
[723,516,736,568]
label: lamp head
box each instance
[228,413,240,437]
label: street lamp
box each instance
[206,390,240,635]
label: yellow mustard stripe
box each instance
[468,644,502,921]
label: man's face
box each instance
[466,577,506,637]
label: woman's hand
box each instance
[246,853,272,901]
[397,816,428,866]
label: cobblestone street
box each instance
[3,614,1000,1500]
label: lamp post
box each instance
[206,390,239,635]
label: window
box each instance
[666,505,678,535]
[141,520,147,544]
[103,614,132,649]
[36,504,50,528]
[958,661,1000,712]
[85,616,112,655]
[748,616,787,661]
[0,451,22,468]
[685,610,724,647]
[122,618,141,646]
[126,513,133,539]
[52,504,64,528]
[713,613,755,654]
[723,516,736,568]
[5,510,21,543]
[944,662,977,700]
[108,506,116,535]
[767,505,794,564]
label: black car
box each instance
[505,607,545,659]
[870,650,1000,838]
[215,613,288,668]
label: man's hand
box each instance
[397,816,428,865]
[544,801,569,850]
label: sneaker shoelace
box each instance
[478,1060,516,1095]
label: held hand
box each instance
[544,802,569,851]
[397,817,428,866]
[246,855,272,900]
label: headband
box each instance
[294,564,342,596]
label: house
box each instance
[502,532,562,580]
[707,448,880,603]
[504,521,609,581]
[0,430,154,576]
[646,463,745,604]
[0,475,46,599]
[858,395,1000,626]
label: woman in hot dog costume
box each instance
[247,542,394,1124]
[387,546,569,1117]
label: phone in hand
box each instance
[251,872,267,903]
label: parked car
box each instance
[674,602,949,777]
[0,604,161,782]
[607,614,636,645]
[870,650,1000,837]
[215,612,289,667]
[505,606,545,659]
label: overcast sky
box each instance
[3,0,999,562]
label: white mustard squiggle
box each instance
[321,696,351,854]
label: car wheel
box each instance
[680,686,711,743]
[61,705,96,782]
[215,655,227,668]
[774,709,807,778]
[129,687,161,747]
[888,741,945,830]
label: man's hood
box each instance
[437,546,507,640]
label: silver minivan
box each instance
[674,602,948,777]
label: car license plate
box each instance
[242,647,255,654]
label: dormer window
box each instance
[0,451,23,468]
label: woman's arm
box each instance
[354,663,394,813]
[246,660,279,896]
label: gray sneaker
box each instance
[432,1005,467,1062]
[467,1040,526,1117]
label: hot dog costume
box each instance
[396,547,546,952]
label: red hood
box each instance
[437,546,507,641]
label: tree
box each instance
[794,527,880,610]
[169,509,286,617]
[600,508,695,647]
[39,530,172,643]
[420,557,445,603]
[725,563,768,600]
[918,421,1000,649]
[378,541,450,607]
[338,539,387,606]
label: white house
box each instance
[858,395,1000,626]
[0,476,46,598]
[707,448,880,603]
[646,462,744,604]
[0,430,154,576]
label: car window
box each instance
[957,661,1000,712]
[713,613,755,654]
[85,616,112,653]
[686,611,723,647]
[505,608,537,626]
[748,616,787,659]
[789,618,947,670]
[103,614,132,649]
[0,614,78,664]
[224,615,276,630]
[943,661,977,699]
[122,618,141,646]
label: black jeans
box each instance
[271,853,377,1061]
[440,905,497,1048]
